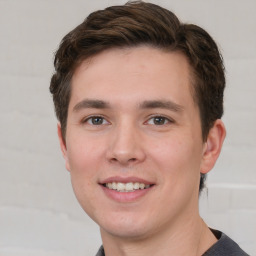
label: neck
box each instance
[100,213,217,256]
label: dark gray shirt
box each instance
[95,230,249,256]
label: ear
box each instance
[57,123,71,172]
[200,119,226,174]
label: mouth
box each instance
[102,182,154,192]
[99,177,155,202]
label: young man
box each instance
[50,1,248,255]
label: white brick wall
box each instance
[0,0,255,255]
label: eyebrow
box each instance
[139,100,184,112]
[73,99,110,112]
[73,99,184,113]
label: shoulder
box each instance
[203,229,249,256]
[95,230,249,256]
[95,245,105,256]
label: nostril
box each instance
[110,157,137,164]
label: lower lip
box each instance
[101,185,154,202]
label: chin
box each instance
[97,212,152,239]
[101,223,151,240]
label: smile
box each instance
[104,182,152,192]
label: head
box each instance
[50,1,225,194]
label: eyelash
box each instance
[146,115,174,126]
[81,115,174,126]
[82,115,109,125]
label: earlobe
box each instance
[201,119,226,174]
[57,124,71,172]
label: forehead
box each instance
[70,46,196,108]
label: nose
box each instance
[106,121,146,166]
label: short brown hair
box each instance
[50,0,225,191]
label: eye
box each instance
[84,116,108,125]
[147,116,172,125]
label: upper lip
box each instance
[100,176,154,185]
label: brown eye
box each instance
[153,116,167,125]
[147,116,171,125]
[85,116,107,125]
[91,117,103,125]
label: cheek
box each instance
[148,136,203,181]
[65,136,106,203]
[67,134,104,173]
[66,137,104,216]
[150,137,203,210]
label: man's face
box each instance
[60,46,210,239]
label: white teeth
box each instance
[116,182,125,191]
[134,182,140,189]
[125,182,133,191]
[112,182,117,189]
[106,182,151,192]
[139,183,145,189]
